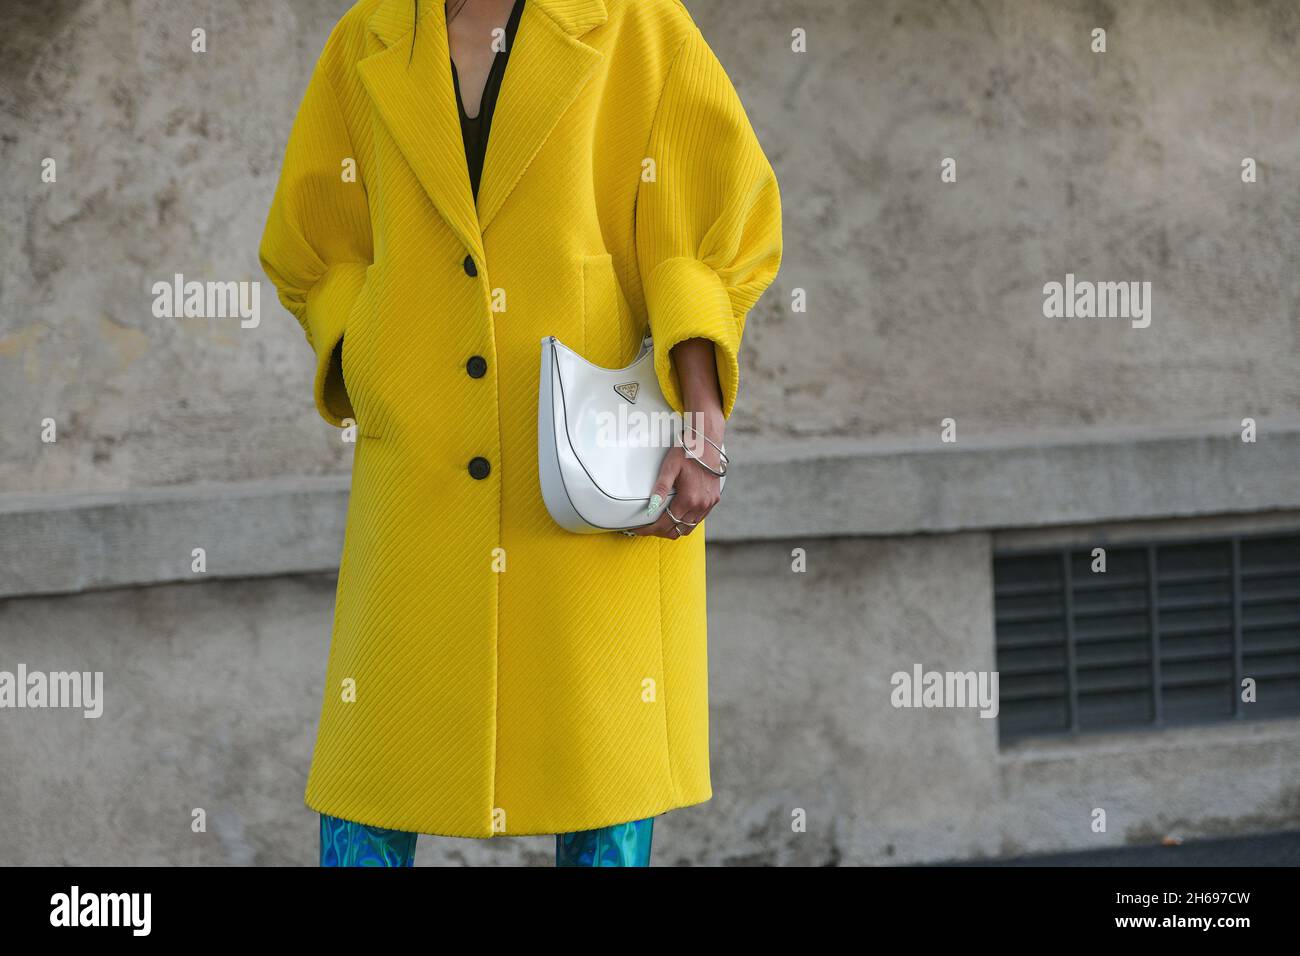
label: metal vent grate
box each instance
[993,531,1300,744]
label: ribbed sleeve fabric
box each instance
[259,49,374,428]
[635,25,783,419]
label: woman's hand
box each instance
[635,338,726,539]
[637,414,725,538]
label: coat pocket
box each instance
[582,253,635,368]
[340,263,384,438]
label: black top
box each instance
[450,0,526,201]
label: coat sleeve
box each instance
[635,26,783,419]
[259,50,372,429]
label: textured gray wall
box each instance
[2,0,1299,866]
[2,0,1298,494]
[4,530,1297,865]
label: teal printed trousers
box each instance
[319,813,655,867]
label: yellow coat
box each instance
[259,0,782,837]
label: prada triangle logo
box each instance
[614,381,640,404]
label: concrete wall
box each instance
[2,0,1298,865]
[4,520,1298,865]
[2,0,1298,494]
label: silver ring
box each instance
[665,506,696,527]
[620,529,637,537]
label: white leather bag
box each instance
[538,333,726,534]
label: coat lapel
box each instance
[358,0,482,261]
[358,0,607,254]
[475,0,606,234]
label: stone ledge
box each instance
[2,422,1297,598]
[717,419,1300,540]
[0,476,349,599]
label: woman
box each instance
[259,0,782,866]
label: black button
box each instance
[466,355,487,378]
[468,457,491,480]
[463,254,477,277]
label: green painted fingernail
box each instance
[647,494,662,517]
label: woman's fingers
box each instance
[633,450,682,537]
[669,462,720,536]
[629,447,720,539]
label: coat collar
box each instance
[358,0,607,259]
[367,0,608,45]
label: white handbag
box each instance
[538,332,727,534]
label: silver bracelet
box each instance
[677,419,729,478]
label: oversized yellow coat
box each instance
[259,0,782,837]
